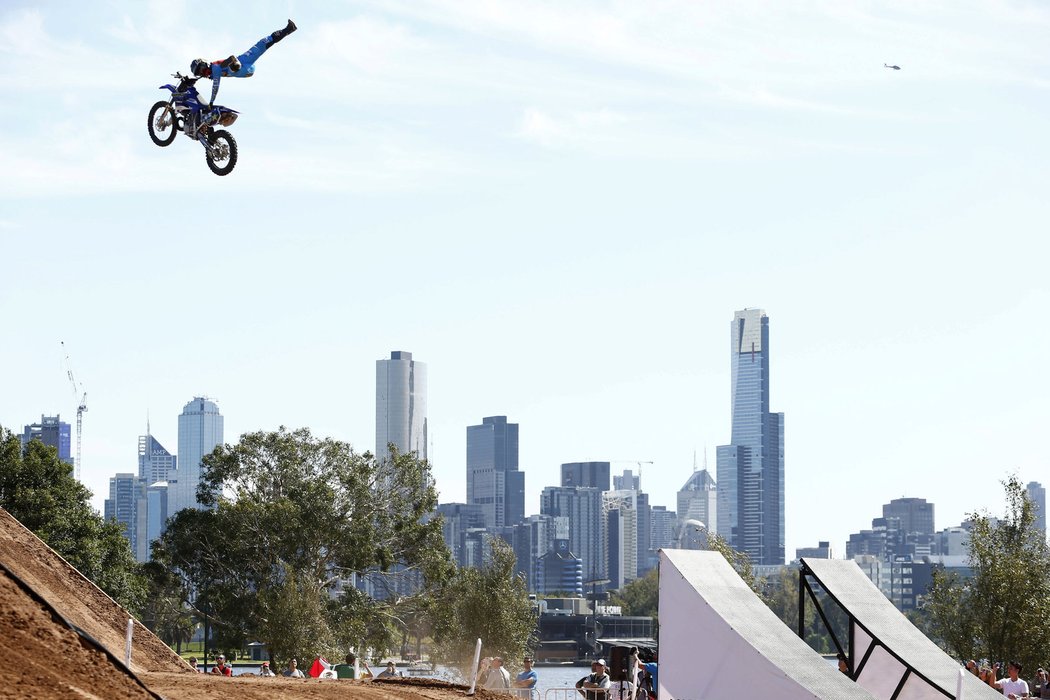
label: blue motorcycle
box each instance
[147,72,239,176]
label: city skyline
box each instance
[3,1,1049,562]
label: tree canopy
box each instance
[922,476,1050,673]
[0,426,146,612]
[149,428,454,664]
[429,538,537,671]
[609,567,659,622]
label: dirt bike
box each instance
[147,72,239,176]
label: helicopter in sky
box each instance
[884,63,901,70]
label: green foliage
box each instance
[150,428,453,667]
[609,567,659,622]
[0,426,147,613]
[430,538,537,671]
[922,476,1050,673]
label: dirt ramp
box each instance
[0,567,157,699]
[0,507,188,674]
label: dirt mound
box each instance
[0,507,188,674]
[142,673,481,700]
[0,567,156,699]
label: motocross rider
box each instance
[190,19,297,109]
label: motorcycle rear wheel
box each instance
[206,129,238,176]
[147,101,177,147]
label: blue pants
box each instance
[231,36,274,78]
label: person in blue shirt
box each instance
[513,657,538,699]
[190,19,297,107]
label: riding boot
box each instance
[220,54,241,72]
[270,19,297,43]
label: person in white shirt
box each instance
[996,661,1030,699]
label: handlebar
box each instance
[171,72,200,82]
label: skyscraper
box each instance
[561,461,611,490]
[376,351,427,460]
[138,430,176,485]
[541,486,605,585]
[467,416,524,528]
[882,497,935,536]
[716,308,785,565]
[171,397,224,514]
[104,473,138,552]
[677,469,717,531]
[1028,481,1046,539]
[21,415,72,465]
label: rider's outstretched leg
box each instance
[233,19,296,76]
[270,19,297,44]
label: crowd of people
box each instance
[964,659,1050,699]
[184,651,395,680]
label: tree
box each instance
[0,426,147,612]
[609,567,659,622]
[149,428,454,667]
[430,538,537,671]
[923,476,1050,673]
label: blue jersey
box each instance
[206,35,272,103]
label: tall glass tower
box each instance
[375,351,428,461]
[466,416,524,528]
[716,308,785,565]
[172,397,224,514]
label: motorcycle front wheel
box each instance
[147,101,177,147]
[206,129,238,176]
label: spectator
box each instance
[188,656,202,673]
[513,656,538,698]
[259,661,275,677]
[837,653,849,676]
[283,658,305,678]
[995,661,1029,699]
[576,659,612,700]
[485,657,511,691]
[1032,668,1048,698]
[377,661,399,678]
[965,660,979,676]
[642,657,658,700]
[211,654,232,676]
[335,653,358,679]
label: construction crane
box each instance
[61,341,88,482]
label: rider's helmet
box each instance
[190,58,209,78]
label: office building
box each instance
[171,397,224,514]
[375,351,427,461]
[541,486,605,586]
[21,415,72,465]
[536,540,583,596]
[650,505,678,552]
[716,308,785,565]
[138,432,176,485]
[677,469,717,531]
[561,462,610,491]
[436,502,485,568]
[104,473,139,553]
[466,416,524,528]
[883,498,935,536]
[604,491,638,590]
[1028,482,1046,538]
[135,481,168,562]
[795,541,833,560]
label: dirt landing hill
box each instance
[0,567,156,700]
[0,507,187,674]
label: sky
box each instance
[1,0,1049,560]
